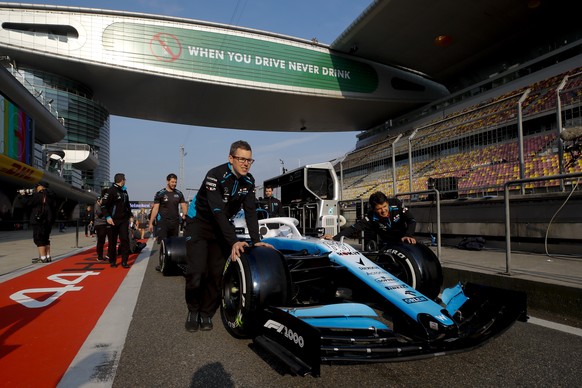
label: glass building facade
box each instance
[15,66,110,192]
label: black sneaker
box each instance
[199,316,213,331]
[155,265,161,272]
[185,311,199,332]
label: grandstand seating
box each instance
[339,67,582,200]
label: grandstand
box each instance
[334,44,582,252]
[339,66,582,200]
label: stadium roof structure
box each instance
[0,1,580,133]
[333,0,581,90]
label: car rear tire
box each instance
[159,237,186,276]
[375,243,443,300]
[221,246,290,338]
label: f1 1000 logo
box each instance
[264,319,304,348]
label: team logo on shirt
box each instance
[238,187,249,196]
[206,180,217,191]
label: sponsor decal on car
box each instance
[264,319,305,348]
[403,296,428,304]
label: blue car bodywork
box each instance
[219,217,528,376]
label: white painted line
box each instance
[57,239,154,388]
[529,316,582,337]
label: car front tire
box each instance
[375,243,443,300]
[221,246,290,338]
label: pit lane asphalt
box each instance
[109,242,582,387]
[1,230,581,386]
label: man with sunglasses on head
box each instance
[183,140,273,332]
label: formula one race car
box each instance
[160,217,527,377]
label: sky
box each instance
[5,0,372,200]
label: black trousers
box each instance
[94,224,109,259]
[156,220,180,242]
[107,219,130,265]
[184,220,229,318]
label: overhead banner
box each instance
[102,23,378,93]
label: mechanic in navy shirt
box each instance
[183,140,273,332]
[259,185,284,217]
[326,191,417,245]
[148,173,188,245]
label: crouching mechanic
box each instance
[325,191,417,246]
[183,140,273,332]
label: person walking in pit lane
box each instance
[101,173,132,268]
[325,191,417,246]
[84,204,95,237]
[148,173,188,271]
[148,173,187,243]
[18,181,56,263]
[183,140,274,332]
[93,192,109,262]
[136,208,149,239]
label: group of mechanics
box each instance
[29,140,415,333]
[171,140,417,333]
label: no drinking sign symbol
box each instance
[150,32,182,62]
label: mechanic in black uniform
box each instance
[101,173,132,268]
[183,140,273,332]
[325,191,417,245]
[19,181,56,263]
[148,173,188,244]
[259,185,284,217]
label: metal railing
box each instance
[503,172,582,274]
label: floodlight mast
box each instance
[408,128,419,195]
[556,75,569,191]
[391,133,403,195]
[179,145,186,192]
[517,89,531,195]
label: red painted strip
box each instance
[0,246,139,387]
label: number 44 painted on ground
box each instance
[9,271,100,308]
